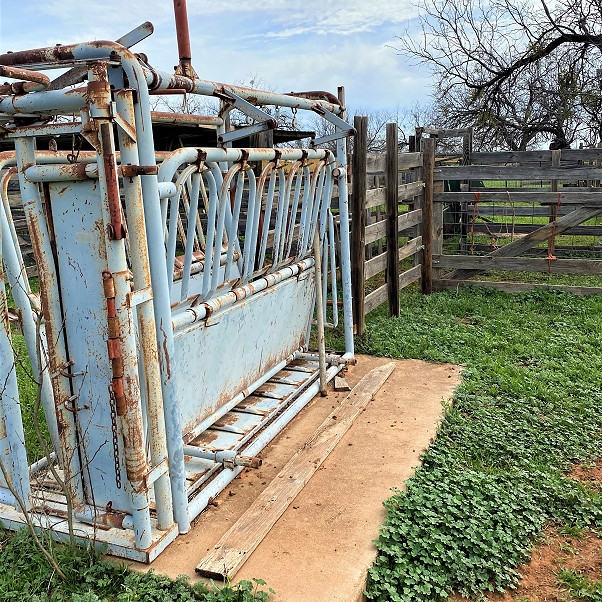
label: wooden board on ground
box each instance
[195,362,396,580]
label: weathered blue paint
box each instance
[0,30,354,560]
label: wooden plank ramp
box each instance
[195,362,396,580]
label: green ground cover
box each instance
[327,287,602,600]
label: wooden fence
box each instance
[349,123,602,333]
[428,142,602,295]
[350,117,428,335]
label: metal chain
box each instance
[108,385,122,489]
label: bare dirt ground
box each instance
[454,460,602,602]
[129,354,460,602]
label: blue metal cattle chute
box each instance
[0,9,354,561]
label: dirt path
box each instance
[128,355,460,601]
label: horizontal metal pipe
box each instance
[150,111,223,127]
[24,163,97,182]
[0,65,50,94]
[158,147,332,185]
[186,364,340,521]
[182,447,261,469]
[28,452,56,475]
[0,41,342,113]
[0,88,87,115]
[171,258,314,332]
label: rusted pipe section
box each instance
[313,229,327,396]
[173,0,197,78]
[114,88,174,532]
[289,90,341,106]
[0,65,50,94]
[150,111,223,127]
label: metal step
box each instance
[182,357,329,496]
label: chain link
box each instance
[108,385,122,489]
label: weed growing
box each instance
[332,288,602,600]
[0,528,273,601]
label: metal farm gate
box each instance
[0,13,354,560]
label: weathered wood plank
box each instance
[469,223,602,237]
[434,166,602,182]
[365,181,424,209]
[364,283,388,314]
[434,279,602,296]
[433,254,602,275]
[421,127,472,138]
[399,264,422,290]
[195,362,397,580]
[364,237,423,280]
[471,149,602,165]
[364,209,422,245]
[434,191,602,205]
[446,205,602,280]
[366,152,423,174]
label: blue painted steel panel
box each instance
[48,180,131,511]
[173,271,315,438]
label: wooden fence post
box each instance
[386,123,400,317]
[421,138,435,294]
[351,115,368,335]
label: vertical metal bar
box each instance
[224,171,244,281]
[167,166,196,290]
[180,172,201,300]
[201,171,219,299]
[92,70,152,546]
[284,162,303,258]
[328,210,338,327]
[335,86,354,357]
[242,170,260,284]
[118,46,190,534]
[313,229,327,396]
[0,229,31,507]
[173,0,195,78]
[114,89,174,531]
[15,136,85,505]
[258,166,278,267]
[0,190,61,459]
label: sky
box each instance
[0,0,432,115]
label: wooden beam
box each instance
[434,165,602,182]
[365,152,424,174]
[351,115,368,335]
[446,205,602,280]
[471,148,602,164]
[386,123,400,317]
[364,236,423,280]
[433,254,602,275]
[434,279,602,296]
[195,362,397,580]
[421,139,435,294]
[365,209,422,245]
[434,191,602,205]
[399,264,422,290]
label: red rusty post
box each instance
[173,0,197,78]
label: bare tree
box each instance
[401,0,602,149]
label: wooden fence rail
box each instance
[350,125,602,332]
[350,119,429,335]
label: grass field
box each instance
[5,280,602,600]
[327,287,602,600]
